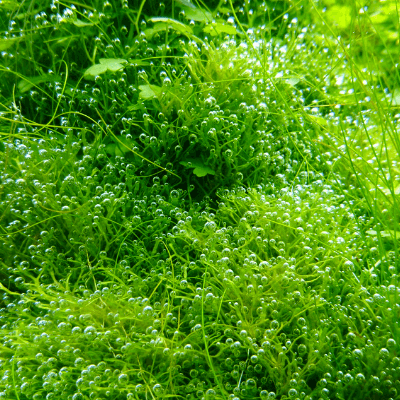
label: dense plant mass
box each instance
[1,0,399,400]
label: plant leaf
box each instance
[382,230,400,240]
[0,0,19,10]
[71,18,96,27]
[175,0,213,22]
[175,0,196,9]
[18,74,62,93]
[307,114,328,128]
[0,37,18,51]
[391,88,400,106]
[285,77,300,86]
[366,229,400,240]
[325,5,352,30]
[99,58,127,67]
[128,59,151,66]
[83,64,108,78]
[148,17,193,35]
[203,23,237,36]
[83,58,127,79]
[180,158,215,177]
[139,84,162,99]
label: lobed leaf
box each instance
[180,158,215,177]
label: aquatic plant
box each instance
[0,0,399,399]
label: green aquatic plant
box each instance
[0,0,399,400]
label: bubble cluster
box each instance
[1,0,399,400]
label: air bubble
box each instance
[204,96,216,108]
[180,280,188,289]
[270,320,279,329]
[189,134,197,144]
[143,305,153,317]
[246,379,256,389]
[153,384,163,395]
[135,384,145,393]
[387,338,396,348]
[170,190,179,199]
[225,149,233,158]
[118,373,129,384]
[83,326,97,340]
[205,389,216,400]
[205,221,217,232]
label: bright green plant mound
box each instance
[1,1,399,400]
[2,183,399,400]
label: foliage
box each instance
[0,1,399,400]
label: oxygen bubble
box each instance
[297,317,306,326]
[118,373,129,384]
[344,373,353,383]
[170,190,179,199]
[270,320,279,329]
[255,364,262,373]
[205,389,216,400]
[260,391,268,400]
[190,369,198,378]
[180,280,188,289]
[288,388,298,398]
[135,384,145,393]
[205,221,217,232]
[72,326,82,335]
[246,379,256,389]
[163,77,171,86]
[84,326,97,340]
[143,305,153,317]
[355,373,365,383]
[189,134,198,144]
[352,348,363,358]
[225,149,233,158]
[204,96,216,108]
[379,348,390,359]
[298,344,307,355]
[153,384,163,395]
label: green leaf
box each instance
[83,58,127,80]
[307,114,328,128]
[175,0,196,8]
[382,230,400,240]
[99,58,127,71]
[56,36,78,45]
[0,0,19,10]
[180,158,215,177]
[139,84,162,99]
[71,18,96,27]
[175,0,213,22]
[285,77,300,86]
[325,5,352,30]
[128,59,151,67]
[105,136,135,157]
[391,89,400,106]
[203,23,237,36]
[18,74,62,93]
[0,141,5,152]
[366,229,400,240]
[83,64,108,78]
[0,37,18,51]
[148,17,193,35]
[127,104,144,112]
